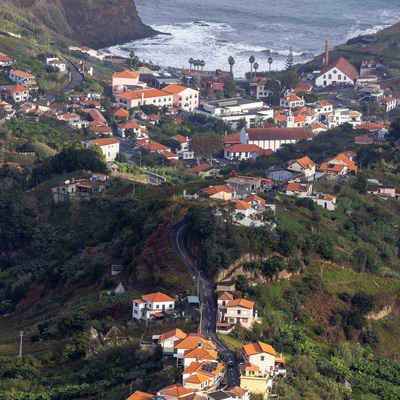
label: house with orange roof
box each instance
[242,195,275,214]
[174,336,216,366]
[217,292,233,318]
[355,122,385,132]
[163,84,199,112]
[287,156,316,181]
[202,185,236,199]
[319,153,357,176]
[190,163,217,179]
[279,93,305,108]
[171,134,194,160]
[223,143,265,161]
[223,132,241,147]
[46,57,66,72]
[286,182,313,197]
[157,384,196,400]
[182,361,224,391]
[117,120,147,139]
[310,122,329,134]
[85,138,120,162]
[0,54,14,67]
[313,194,337,211]
[306,99,333,116]
[158,328,187,355]
[315,57,358,87]
[183,347,218,369]
[230,199,255,219]
[114,107,130,120]
[112,70,144,93]
[115,88,173,110]
[355,135,373,145]
[132,292,175,322]
[136,138,171,153]
[7,85,29,103]
[239,363,270,395]
[126,390,154,400]
[240,341,285,378]
[9,70,36,87]
[222,298,259,330]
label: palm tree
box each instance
[193,59,199,72]
[253,62,259,77]
[268,57,273,75]
[131,55,139,70]
[249,55,255,79]
[199,60,205,72]
[228,56,235,76]
[129,51,135,70]
[189,57,194,71]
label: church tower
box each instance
[285,107,295,127]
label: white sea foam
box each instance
[106,1,400,77]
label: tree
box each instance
[268,56,273,75]
[190,132,224,164]
[228,56,235,76]
[129,51,135,70]
[199,60,205,72]
[285,47,294,71]
[249,55,255,79]
[223,77,237,98]
[253,62,259,76]
[281,69,299,90]
[188,57,194,71]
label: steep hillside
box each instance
[2,0,157,48]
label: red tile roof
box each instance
[191,163,214,173]
[227,298,254,308]
[317,57,358,81]
[89,138,120,146]
[286,182,312,192]
[112,70,139,79]
[142,292,174,303]
[242,341,276,356]
[247,127,315,141]
[225,143,264,155]
[172,134,189,143]
[355,135,373,144]
[9,85,28,93]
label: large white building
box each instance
[315,57,358,87]
[324,108,362,128]
[115,88,173,110]
[240,126,315,152]
[193,98,273,129]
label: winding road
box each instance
[169,221,240,387]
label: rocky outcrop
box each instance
[8,0,158,48]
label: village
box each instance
[1,36,400,399]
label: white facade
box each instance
[115,89,173,110]
[163,85,199,112]
[326,108,362,128]
[132,292,175,322]
[85,138,120,162]
[9,70,36,87]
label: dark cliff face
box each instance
[10,0,158,48]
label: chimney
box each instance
[325,39,329,66]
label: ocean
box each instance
[105,0,400,77]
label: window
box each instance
[134,310,138,314]
[333,69,337,74]
[261,356,265,361]
[169,304,172,308]
[242,318,248,323]
[343,76,347,80]
[328,74,332,79]
[229,318,235,323]
[237,310,241,315]
[156,305,159,309]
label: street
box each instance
[169,221,240,387]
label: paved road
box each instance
[42,58,84,103]
[169,221,240,387]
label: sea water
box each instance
[106,0,400,77]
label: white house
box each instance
[0,54,14,67]
[241,126,315,152]
[112,70,143,93]
[158,328,187,355]
[85,138,120,162]
[117,121,148,138]
[174,336,217,366]
[9,70,36,87]
[182,347,218,369]
[325,108,362,128]
[380,96,397,112]
[132,292,175,322]
[223,298,258,330]
[315,57,358,87]
[280,93,305,108]
[182,361,224,391]
[223,143,265,161]
[287,156,316,181]
[313,194,336,211]
[115,88,173,110]
[46,57,66,72]
[193,98,273,129]
[285,182,313,197]
[163,84,199,112]
[8,85,29,103]
[240,342,277,374]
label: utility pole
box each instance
[19,331,23,358]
